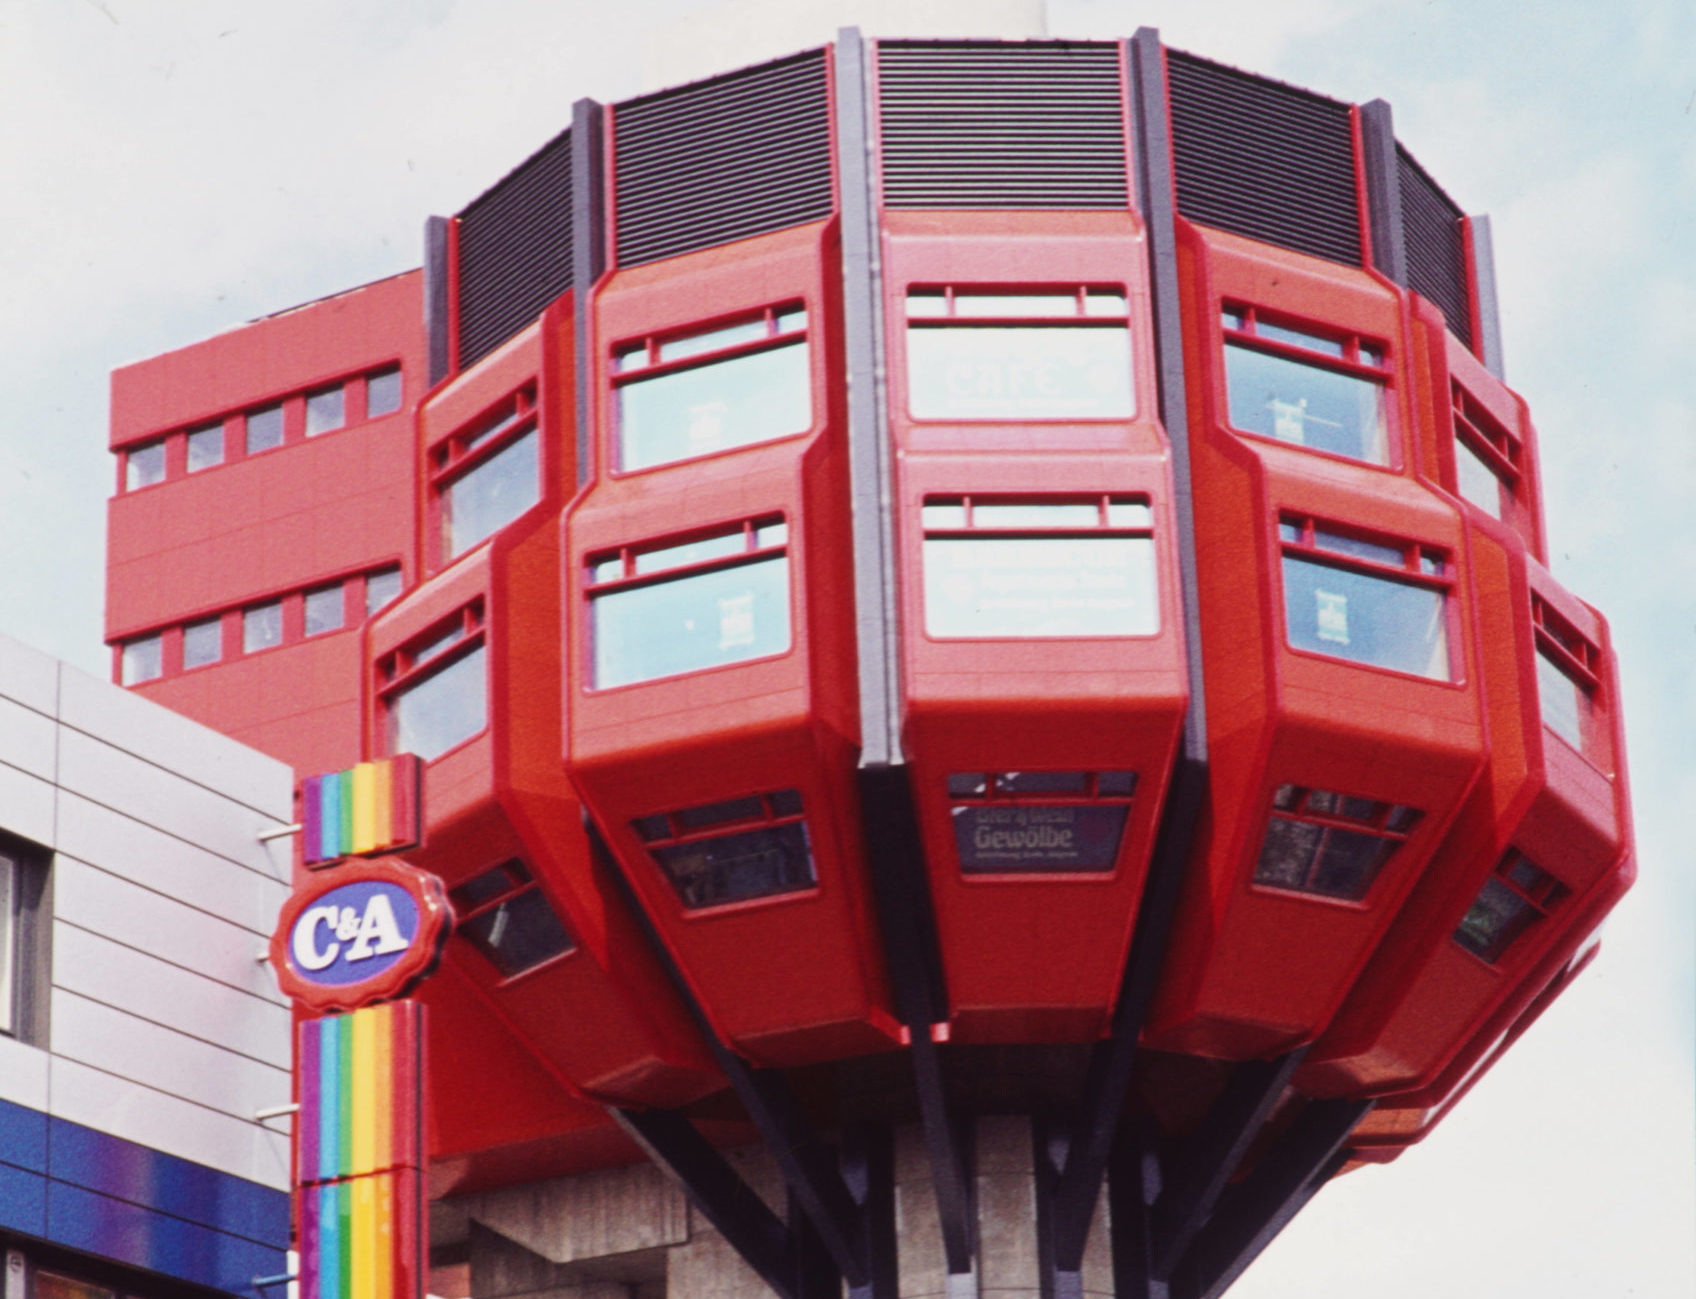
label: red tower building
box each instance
[106,29,1633,1299]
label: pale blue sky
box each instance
[0,2,1689,1294]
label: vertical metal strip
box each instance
[1359,100,1407,285]
[1468,214,1505,378]
[423,217,452,386]
[571,100,606,487]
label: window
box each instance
[182,618,222,669]
[0,836,48,1043]
[367,366,403,417]
[120,635,162,684]
[1222,306,1390,464]
[1532,596,1601,759]
[33,1275,115,1299]
[1454,851,1569,963]
[1279,517,1451,680]
[243,601,283,653]
[435,390,541,559]
[381,604,487,761]
[589,518,790,688]
[921,496,1158,638]
[366,566,404,616]
[124,441,165,490]
[246,403,284,454]
[186,422,224,471]
[1450,383,1521,521]
[304,584,344,637]
[946,771,1138,874]
[305,385,346,436]
[614,304,811,471]
[1252,785,1421,901]
[906,287,1134,421]
[633,790,815,910]
[450,859,573,978]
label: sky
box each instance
[0,0,1690,1295]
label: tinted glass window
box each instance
[186,423,225,471]
[367,367,403,417]
[1536,648,1591,753]
[182,619,222,669]
[246,404,284,453]
[305,386,345,435]
[126,442,165,490]
[1282,555,1448,679]
[243,602,283,653]
[650,821,816,910]
[459,887,573,976]
[924,537,1158,638]
[908,326,1133,420]
[618,341,810,470]
[1253,818,1391,901]
[304,585,344,636]
[366,566,403,616]
[1453,877,1537,962]
[1225,343,1387,463]
[121,635,162,684]
[391,646,487,760]
[444,430,540,558]
[592,556,789,688]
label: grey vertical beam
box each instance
[1359,99,1407,284]
[842,1126,899,1299]
[423,215,452,386]
[1469,214,1506,378]
[1109,1121,1169,1299]
[571,98,607,486]
[1046,29,1210,1272]
[1035,1118,1085,1299]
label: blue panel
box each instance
[0,1096,49,1172]
[0,1161,47,1235]
[48,1117,289,1247]
[47,1182,287,1297]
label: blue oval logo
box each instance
[286,879,420,987]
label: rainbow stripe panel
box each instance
[298,1002,425,1299]
[303,755,421,865]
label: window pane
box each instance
[947,773,989,798]
[246,404,284,453]
[1282,556,1449,679]
[1106,500,1153,528]
[366,566,403,616]
[635,530,746,576]
[1098,770,1138,797]
[922,502,968,529]
[998,771,1088,795]
[1312,529,1404,568]
[924,537,1158,638]
[444,429,540,558]
[1225,343,1387,463]
[32,1274,115,1299]
[952,292,1080,317]
[305,386,345,435]
[121,635,162,684]
[908,326,1134,420]
[971,502,1101,529]
[183,619,222,669]
[460,887,573,976]
[1455,437,1506,519]
[1536,648,1592,753]
[367,367,403,417]
[391,646,487,761]
[1454,877,1537,962]
[676,796,765,831]
[0,853,14,1035]
[659,317,769,363]
[1253,817,1324,890]
[452,863,517,911]
[1309,826,1392,900]
[304,585,344,636]
[618,341,810,470]
[593,556,790,688]
[650,821,816,910]
[1256,320,1345,357]
[243,602,283,653]
[186,423,225,471]
[126,442,165,490]
[953,803,1128,873]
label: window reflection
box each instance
[1225,343,1387,463]
[367,367,403,417]
[126,442,165,490]
[443,430,540,558]
[1536,648,1592,754]
[592,556,789,687]
[618,341,810,470]
[305,386,345,436]
[908,327,1133,421]
[925,537,1157,638]
[390,646,487,760]
[186,423,225,472]
[121,635,162,684]
[243,602,283,653]
[246,404,284,454]
[183,619,222,668]
[1281,556,1448,680]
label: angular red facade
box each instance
[107,29,1633,1294]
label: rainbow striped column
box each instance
[297,1001,425,1299]
[303,756,422,866]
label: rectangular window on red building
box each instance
[946,771,1138,874]
[379,603,488,762]
[632,790,816,911]
[1453,851,1568,963]
[1252,785,1421,901]
[1532,596,1603,761]
[433,388,541,561]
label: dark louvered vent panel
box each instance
[877,42,1127,208]
[456,128,573,368]
[1167,51,1360,266]
[1398,145,1472,347]
[614,50,833,268]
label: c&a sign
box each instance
[270,855,452,1012]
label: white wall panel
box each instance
[0,633,60,718]
[0,1033,48,1111]
[0,698,56,782]
[56,663,291,818]
[48,1055,291,1191]
[52,922,290,1069]
[0,761,56,850]
[52,857,285,1005]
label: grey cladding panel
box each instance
[1397,145,1473,347]
[457,127,574,368]
[878,41,1127,208]
[1167,51,1361,266]
[614,50,833,267]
